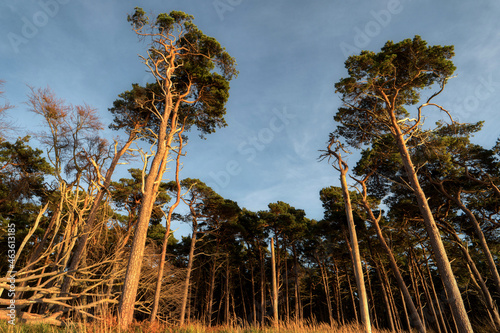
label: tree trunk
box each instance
[424,260,449,333]
[206,256,217,326]
[225,255,230,324]
[318,258,334,325]
[339,168,371,333]
[359,179,426,333]
[179,219,198,326]
[271,237,279,328]
[435,181,500,296]
[440,220,500,329]
[365,262,378,330]
[260,249,266,326]
[374,261,395,332]
[415,258,441,333]
[61,133,137,296]
[250,261,257,326]
[292,243,301,323]
[285,254,290,323]
[390,118,473,332]
[151,126,185,322]
[118,113,176,327]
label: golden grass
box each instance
[0,319,413,333]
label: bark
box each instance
[389,116,474,332]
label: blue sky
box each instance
[1,0,500,236]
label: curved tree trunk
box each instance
[390,118,474,332]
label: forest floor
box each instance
[0,320,410,333]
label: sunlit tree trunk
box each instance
[339,169,371,332]
[390,118,473,332]
[150,123,185,322]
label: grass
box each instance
[0,319,409,333]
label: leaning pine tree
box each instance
[114,8,237,327]
[332,36,474,332]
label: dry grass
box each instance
[0,319,413,333]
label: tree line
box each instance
[0,8,498,333]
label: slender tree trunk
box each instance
[318,259,334,325]
[374,261,395,332]
[424,261,449,333]
[119,110,177,327]
[292,243,301,323]
[285,255,290,323]
[408,251,425,330]
[365,262,378,330]
[61,133,137,296]
[434,181,500,295]
[381,261,401,332]
[439,220,500,329]
[260,249,266,326]
[239,271,248,325]
[400,289,411,333]
[333,259,343,325]
[206,256,217,326]
[225,255,230,324]
[346,266,359,323]
[339,168,371,332]
[415,258,441,333]
[179,219,198,326]
[150,125,185,322]
[390,117,473,332]
[359,179,426,332]
[271,237,279,328]
[250,261,257,326]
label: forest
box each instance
[0,7,499,333]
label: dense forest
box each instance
[0,8,499,333]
